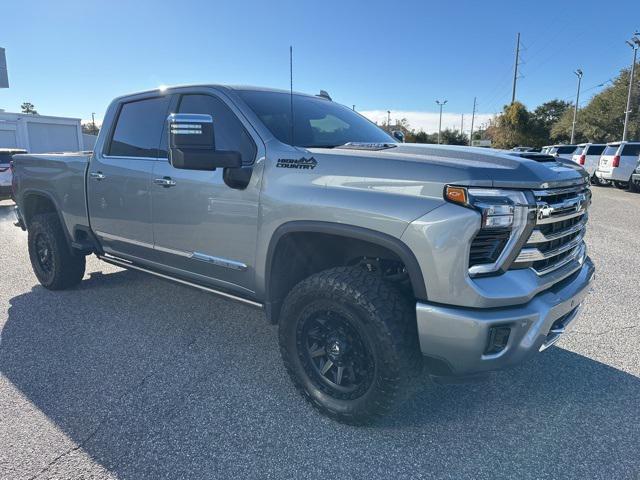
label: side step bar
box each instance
[98,254,263,309]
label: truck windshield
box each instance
[238,90,394,148]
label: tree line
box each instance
[385,66,639,148]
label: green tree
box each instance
[21,102,38,114]
[82,122,99,135]
[439,128,468,145]
[491,101,533,149]
[530,99,571,144]
[551,67,640,142]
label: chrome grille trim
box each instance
[515,229,585,262]
[527,214,588,243]
[511,182,590,275]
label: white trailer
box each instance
[0,111,85,153]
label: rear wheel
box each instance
[278,266,422,424]
[613,181,629,190]
[28,213,85,290]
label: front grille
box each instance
[469,228,511,267]
[511,183,590,275]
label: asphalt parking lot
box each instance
[1,186,639,480]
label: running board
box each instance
[98,254,263,309]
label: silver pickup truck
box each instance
[12,85,595,424]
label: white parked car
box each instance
[548,144,579,160]
[0,149,26,201]
[571,143,607,185]
[596,141,640,189]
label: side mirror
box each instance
[168,113,242,170]
[391,130,405,143]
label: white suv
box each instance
[571,143,607,185]
[596,141,640,189]
[548,144,579,160]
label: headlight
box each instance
[444,185,536,276]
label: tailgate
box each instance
[598,155,613,172]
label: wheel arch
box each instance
[21,190,75,246]
[264,221,427,324]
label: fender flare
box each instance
[264,220,428,306]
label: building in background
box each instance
[0,111,90,152]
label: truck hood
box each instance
[307,143,588,190]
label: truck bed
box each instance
[13,152,91,239]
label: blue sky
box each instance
[1,0,638,133]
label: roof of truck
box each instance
[115,84,325,100]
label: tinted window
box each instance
[178,94,257,165]
[108,96,171,158]
[622,144,640,156]
[557,146,577,154]
[239,90,394,148]
[586,145,605,155]
[603,144,620,156]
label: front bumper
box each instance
[416,256,595,376]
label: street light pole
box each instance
[622,33,640,141]
[387,110,391,132]
[469,97,477,146]
[436,99,447,144]
[570,69,583,144]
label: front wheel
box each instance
[28,213,86,290]
[278,266,422,424]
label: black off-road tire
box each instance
[613,180,629,190]
[628,178,639,193]
[28,213,86,290]
[278,266,422,425]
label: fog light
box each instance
[485,326,511,355]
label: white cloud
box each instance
[360,110,494,134]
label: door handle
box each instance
[153,177,177,187]
[90,172,106,180]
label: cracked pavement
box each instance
[1,185,639,480]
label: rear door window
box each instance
[622,144,640,156]
[557,146,577,154]
[108,96,172,158]
[586,145,605,155]
[603,144,620,156]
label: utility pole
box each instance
[435,99,447,144]
[469,97,477,146]
[91,112,96,128]
[570,69,583,144]
[511,32,521,104]
[387,110,391,131]
[623,33,640,141]
[460,114,464,134]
